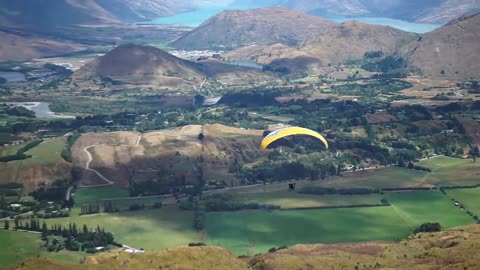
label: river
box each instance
[5,102,76,119]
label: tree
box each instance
[14,217,19,230]
[198,133,205,141]
[4,220,9,230]
[471,145,479,162]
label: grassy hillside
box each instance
[418,156,480,187]
[0,138,71,193]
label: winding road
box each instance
[78,134,142,188]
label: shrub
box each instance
[414,222,441,234]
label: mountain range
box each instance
[278,0,480,24]
[0,0,191,28]
[222,10,480,79]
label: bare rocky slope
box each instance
[3,225,480,270]
[402,12,480,79]
[0,29,86,61]
[171,7,337,50]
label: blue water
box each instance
[145,2,280,26]
[331,17,441,33]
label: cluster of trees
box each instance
[8,218,115,253]
[81,200,163,215]
[239,160,338,184]
[31,180,71,205]
[414,222,441,233]
[0,140,42,162]
[80,203,100,215]
[61,132,80,163]
[180,194,279,212]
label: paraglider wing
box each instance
[260,127,329,150]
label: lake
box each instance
[5,102,76,119]
[146,8,441,34]
[0,71,26,83]
[331,17,441,33]
[145,2,277,26]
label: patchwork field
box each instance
[205,190,474,255]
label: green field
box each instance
[44,206,199,251]
[22,138,65,165]
[310,167,428,189]
[237,191,383,209]
[205,190,474,255]
[0,230,88,266]
[0,230,42,265]
[73,187,129,204]
[0,143,23,157]
[446,188,480,216]
[385,190,474,227]
[417,156,480,187]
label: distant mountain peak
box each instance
[171,7,337,50]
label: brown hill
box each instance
[402,12,480,79]
[413,0,480,24]
[0,0,190,28]
[70,44,275,93]
[71,124,264,188]
[3,225,480,270]
[299,21,418,65]
[224,21,418,75]
[0,30,85,61]
[171,7,337,50]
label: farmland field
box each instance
[385,190,474,227]
[73,187,129,204]
[446,188,480,216]
[236,191,383,209]
[417,156,480,187]
[44,206,198,251]
[205,190,474,255]
[0,230,41,265]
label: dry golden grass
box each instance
[72,125,265,188]
[250,225,480,270]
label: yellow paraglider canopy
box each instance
[260,127,329,150]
